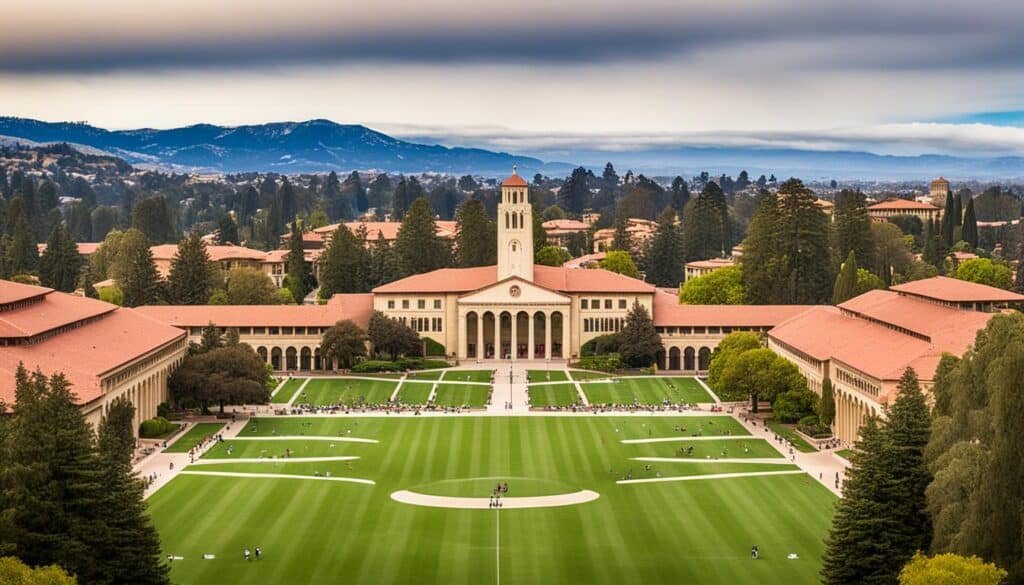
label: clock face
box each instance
[509,285,521,298]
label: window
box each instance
[619,299,627,309]
[402,300,410,309]
[387,300,395,309]
[269,327,279,335]
[433,299,442,309]
[418,299,426,310]
[254,327,265,334]
[581,299,589,310]
[591,298,600,309]
[432,317,442,331]
[282,327,293,335]
[604,299,612,309]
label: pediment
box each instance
[459,277,570,305]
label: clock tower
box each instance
[497,166,534,281]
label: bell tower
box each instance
[497,165,534,281]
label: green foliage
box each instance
[679,265,745,304]
[942,190,957,247]
[573,353,623,372]
[367,311,422,361]
[111,228,159,307]
[0,557,77,585]
[536,246,571,266]
[454,198,496,267]
[318,223,372,297]
[580,334,620,357]
[216,214,239,245]
[642,208,684,287]
[706,331,762,390]
[742,180,833,304]
[321,320,368,369]
[899,553,1006,585]
[284,222,310,303]
[683,181,729,260]
[855,268,886,295]
[953,258,1013,289]
[872,222,915,286]
[772,386,818,423]
[616,301,662,368]
[169,344,271,413]
[819,377,836,427]
[98,284,124,306]
[131,195,177,244]
[832,251,859,304]
[962,198,978,249]
[351,357,448,373]
[221,267,282,305]
[168,233,217,304]
[423,337,446,356]
[138,416,178,438]
[38,223,83,293]
[717,347,806,412]
[599,250,639,278]
[395,197,450,277]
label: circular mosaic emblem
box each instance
[509,285,522,297]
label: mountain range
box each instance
[0,117,568,176]
[1,116,1022,180]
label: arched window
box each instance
[511,241,517,252]
[505,212,510,229]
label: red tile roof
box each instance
[136,293,374,329]
[0,291,115,339]
[0,280,52,306]
[37,242,101,256]
[310,221,458,243]
[867,199,939,211]
[653,288,811,327]
[371,265,656,295]
[542,219,589,231]
[890,276,1024,303]
[502,173,528,187]
[150,244,269,263]
[563,252,606,269]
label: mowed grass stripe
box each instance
[164,422,225,453]
[270,378,304,404]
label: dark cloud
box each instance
[3,1,1023,74]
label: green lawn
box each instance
[835,449,854,460]
[163,423,226,453]
[441,369,494,383]
[582,377,714,405]
[764,419,817,453]
[270,378,305,404]
[395,383,434,405]
[298,378,398,406]
[406,371,445,381]
[528,383,582,407]
[568,370,615,380]
[149,416,835,585]
[432,384,490,408]
[527,370,569,383]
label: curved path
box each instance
[621,435,751,444]
[631,456,792,464]
[390,489,600,509]
[179,470,375,485]
[616,469,803,485]
[189,455,360,465]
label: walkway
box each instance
[617,470,804,485]
[390,489,599,509]
[179,470,375,485]
[138,417,246,499]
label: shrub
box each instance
[772,387,818,423]
[796,414,832,438]
[139,416,177,438]
[352,360,400,373]
[423,337,446,356]
[581,334,620,357]
[99,285,125,306]
[573,353,623,372]
[156,401,171,418]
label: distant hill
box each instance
[0,117,570,176]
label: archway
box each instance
[533,312,547,359]
[697,347,711,371]
[483,312,496,358]
[669,347,681,370]
[466,312,479,358]
[550,311,564,358]
[684,347,695,371]
[300,347,312,370]
[499,312,513,359]
[286,347,298,370]
[516,311,530,358]
[314,347,322,370]
[270,347,282,370]
[257,346,268,364]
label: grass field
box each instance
[395,383,434,405]
[527,370,569,383]
[835,449,854,460]
[567,370,614,380]
[528,383,582,407]
[406,371,445,380]
[433,383,490,408]
[299,378,398,406]
[149,416,835,585]
[270,378,305,404]
[764,419,817,453]
[581,377,714,405]
[164,422,225,453]
[441,369,494,383]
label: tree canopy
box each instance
[679,265,745,304]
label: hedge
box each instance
[351,357,451,373]
[139,417,178,438]
[572,353,623,372]
[424,338,446,356]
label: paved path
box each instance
[189,456,360,465]
[285,377,312,407]
[230,435,378,443]
[179,470,375,485]
[630,457,793,464]
[621,434,750,444]
[617,470,805,485]
[390,489,600,509]
[139,417,245,499]
[566,369,591,407]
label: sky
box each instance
[2,0,1024,157]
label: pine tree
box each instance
[284,222,310,303]
[454,198,496,267]
[82,271,99,299]
[394,197,450,277]
[819,377,835,427]
[885,368,933,561]
[95,397,172,585]
[318,223,371,296]
[611,215,632,251]
[953,190,963,226]
[643,208,684,287]
[961,198,978,249]
[670,176,690,216]
[833,189,874,267]
[683,181,728,260]
[38,223,83,292]
[616,301,663,367]
[278,177,296,226]
[821,417,904,585]
[112,229,159,307]
[1015,243,1024,294]
[921,218,941,268]
[832,251,859,304]
[369,232,401,287]
[168,233,217,304]
[941,190,956,246]
[7,208,38,275]
[559,167,591,214]
[198,322,223,353]
[216,214,239,245]
[344,171,369,214]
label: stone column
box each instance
[544,311,552,360]
[458,312,468,360]
[528,312,536,360]
[477,312,485,360]
[560,313,569,359]
[510,313,518,361]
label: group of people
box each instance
[489,482,510,508]
[186,430,225,464]
[243,547,263,561]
